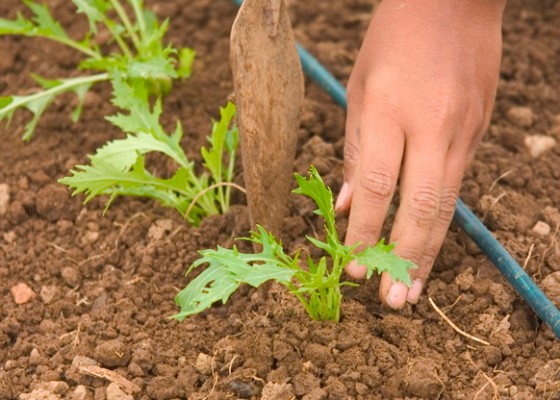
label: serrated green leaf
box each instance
[72,0,109,34]
[0,13,35,35]
[201,102,237,182]
[353,239,416,285]
[127,56,177,80]
[293,166,337,242]
[25,0,70,40]
[92,131,190,171]
[59,154,194,215]
[107,74,167,138]
[172,241,297,320]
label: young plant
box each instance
[173,167,415,322]
[0,0,194,141]
[59,74,239,226]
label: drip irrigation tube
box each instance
[231,0,560,338]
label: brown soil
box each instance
[2,1,560,399]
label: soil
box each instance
[1,0,560,399]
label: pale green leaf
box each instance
[177,47,195,78]
[353,240,416,286]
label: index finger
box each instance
[344,113,405,278]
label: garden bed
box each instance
[1,0,560,399]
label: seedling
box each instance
[173,167,415,322]
[59,74,239,226]
[0,0,194,141]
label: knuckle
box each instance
[396,245,425,267]
[350,222,380,247]
[407,187,441,223]
[360,168,395,203]
[343,139,360,165]
[438,188,459,221]
[363,90,403,118]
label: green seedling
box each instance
[59,74,239,226]
[173,167,416,322]
[0,0,195,141]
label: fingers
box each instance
[379,139,464,308]
[335,84,363,213]
[344,110,405,279]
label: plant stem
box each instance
[2,73,109,115]
[129,0,147,40]
[185,169,219,215]
[99,16,134,58]
[110,0,141,52]
[224,149,236,213]
[185,182,246,220]
[37,34,101,59]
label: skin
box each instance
[335,0,507,308]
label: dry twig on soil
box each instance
[429,297,490,346]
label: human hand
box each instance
[336,0,506,308]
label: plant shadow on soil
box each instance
[1,0,560,399]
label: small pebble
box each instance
[194,353,213,375]
[11,282,36,304]
[524,134,556,158]
[532,221,551,236]
[507,106,534,127]
[40,285,59,305]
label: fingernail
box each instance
[406,279,424,304]
[346,260,367,279]
[335,182,349,212]
[385,282,407,309]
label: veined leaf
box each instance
[127,56,177,80]
[173,242,297,321]
[201,102,238,182]
[24,0,69,40]
[354,240,416,285]
[293,166,337,243]
[91,132,192,171]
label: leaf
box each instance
[172,241,298,321]
[106,74,166,137]
[0,13,34,35]
[59,153,195,216]
[177,47,196,78]
[24,0,70,40]
[201,102,238,183]
[353,239,416,286]
[92,131,191,171]
[127,56,177,80]
[0,74,107,141]
[72,0,110,33]
[293,166,337,242]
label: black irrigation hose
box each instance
[231,0,560,338]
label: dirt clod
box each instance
[507,106,534,127]
[94,340,131,368]
[106,383,133,400]
[10,282,36,304]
